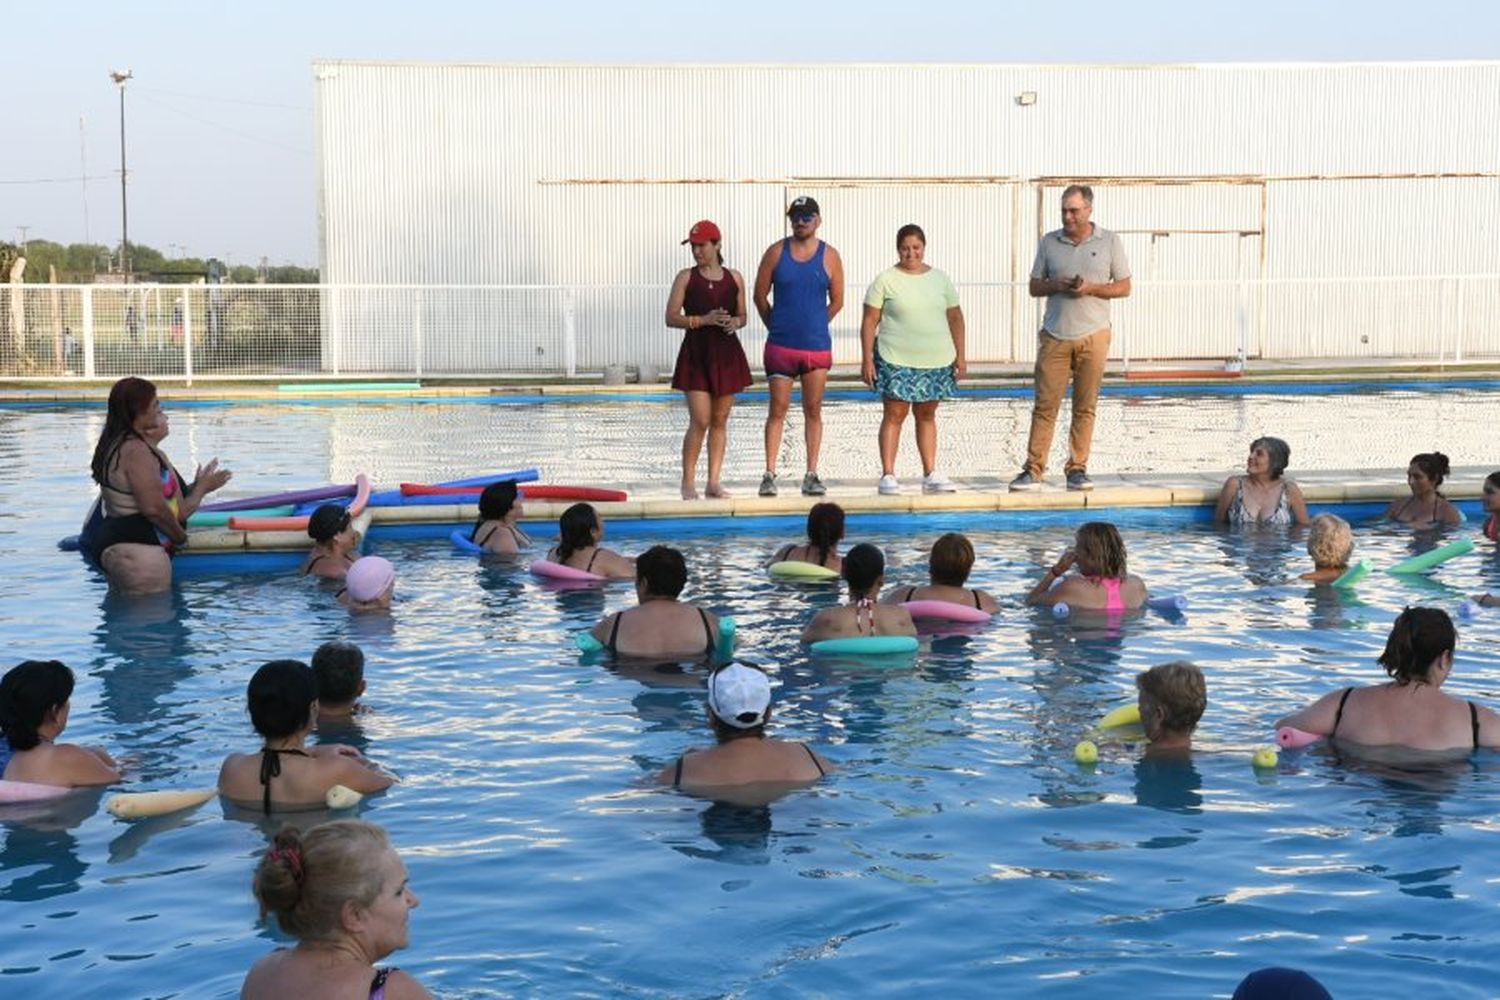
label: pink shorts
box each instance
[763,343,833,379]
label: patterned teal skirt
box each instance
[874,350,957,402]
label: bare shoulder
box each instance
[385,968,436,1000]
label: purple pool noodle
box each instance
[199,482,355,512]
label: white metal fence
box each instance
[3,276,1497,380]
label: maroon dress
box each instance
[671,267,753,395]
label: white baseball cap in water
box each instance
[707,662,772,729]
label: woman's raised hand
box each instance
[194,458,233,495]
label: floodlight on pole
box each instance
[109,69,133,274]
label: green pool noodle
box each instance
[1386,538,1475,575]
[187,505,295,527]
[1332,558,1371,588]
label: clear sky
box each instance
[6,0,1494,267]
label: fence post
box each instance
[82,286,96,378]
[413,288,423,378]
[181,292,194,385]
[330,286,342,375]
[1454,277,1465,364]
[563,288,577,378]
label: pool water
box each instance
[5,402,1500,997]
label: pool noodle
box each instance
[1098,703,1141,729]
[364,468,539,507]
[530,559,605,582]
[1386,538,1475,575]
[199,483,354,513]
[1276,726,1322,749]
[1146,594,1189,614]
[106,787,217,819]
[0,779,72,804]
[769,561,841,580]
[230,474,370,531]
[451,529,485,554]
[404,483,628,502]
[187,505,294,527]
[809,635,919,655]
[901,600,992,624]
[1332,559,1372,588]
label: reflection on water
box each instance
[7,395,1500,994]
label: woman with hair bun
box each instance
[1276,607,1500,751]
[242,820,432,999]
[0,660,120,787]
[1385,452,1463,528]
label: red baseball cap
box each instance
[682,220,722,245]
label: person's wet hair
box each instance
[1379,607,1456,684]
[806,502,845,567]
[247,660,319,739]
[311,642,364,708]
[478,481,519,522]
[636,545,687,598]
[0,660,74,751]
[556,503,599,563]
[91,376,158,485]
[929,533,974,586]
[1136,661,1207,736]
[1074,522,1127,578]
[253,820,391,939]
[1410,451,1451,491]
[1306,514,1353,570]
[842,543,886,598]
[307,504,352,544]
[1250,436,1291,479]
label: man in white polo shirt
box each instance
[1010,185,1131,492]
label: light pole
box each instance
[109,69,132,274]
[15,226,29,256]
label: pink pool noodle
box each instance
[1276,726,1322,749]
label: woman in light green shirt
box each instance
[859,224,966,495]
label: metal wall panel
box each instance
[314,61,1500,368]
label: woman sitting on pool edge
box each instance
[589,545,722,659]
[1299,513,1353,584]
[802,543,916,643]
[242,819,433,1000]
[218,659,395,814]
[657,662,832,796]
[769,501,844,572]
[0,660,121,787]
[1384,451,1463,528]
[1026,521,1147,612]
[1275,607,1500,752]
[547,503,635,579]
[469,480,532,556]
[880,532,998,613]
[1213,436,1309,527]
[301,504,360,580]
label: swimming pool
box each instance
[5,402,1500,996]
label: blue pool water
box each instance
[5,400,1500,997]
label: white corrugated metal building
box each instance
[313,61,1500,373]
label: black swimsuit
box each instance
[1330,687,1480,748]
[672,743,826,786]
[902,585,983,609]
[258,747,312,815]
[474,522,527,548]
[607,607,715,657]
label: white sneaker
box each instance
[922,471,957,493]
[877,474,900,495]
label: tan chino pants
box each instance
[1024,327,1110,477]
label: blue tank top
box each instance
[767,239,831,351]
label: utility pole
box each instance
[109,69,133,274]
[16,226,29,255]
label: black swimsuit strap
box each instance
[606,610,624,653]
[802,743,826,776]
[698,607,714,655]
[259,747,312,816]
[585,549,600,573]
[1330,687,1354,739]
[972,589,982,609]
[1471,701,1480,749]
[672,756,684,788]
[474,524,497,546]
[303,554,325,577]
[904,586,917,602]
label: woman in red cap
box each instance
[665,220,752,500]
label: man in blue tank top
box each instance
[752,196,846,497]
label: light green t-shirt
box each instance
[863,266,961,369]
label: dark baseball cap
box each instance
[787,196,820,218]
